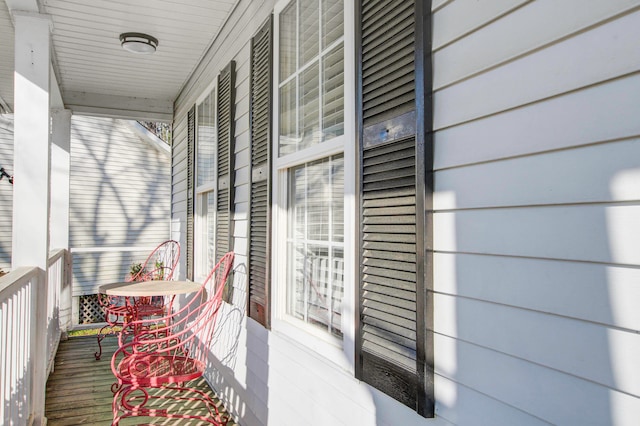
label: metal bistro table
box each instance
[99,280,202,298]
[95,280,202,359]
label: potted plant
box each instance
[129,262,147,282]
[154,259,165,280]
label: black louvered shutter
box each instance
[186,105,196,281]
[216,61,236,264]
[248,18,273,327]
[356,0,434,417]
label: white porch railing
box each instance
[0,249,71,425]
[46,249,72,374]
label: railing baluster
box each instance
[0,298,4,423]
[0,249,71,424]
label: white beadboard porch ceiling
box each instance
[0,0,238,121]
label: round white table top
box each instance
[98,280,202,297]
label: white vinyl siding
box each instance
[0,115,13,270]
[431,1,640,425]
[0,2,14,112]
[171,112,189,279]
[69,116,171,296]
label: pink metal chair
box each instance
[95,240,180,360]
[130,240,181,318]
[110,251,234,425]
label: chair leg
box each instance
[112,383,229,425]
[112,385,160,425]
[94,323,113,360]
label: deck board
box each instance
[45,335,237,425]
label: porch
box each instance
[3,0,640,425]
[0,251,238,425]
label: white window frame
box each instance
[272,0,356,372]
[194,82,218,284]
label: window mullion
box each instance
[318,0,323,143]
[303,163,309,323]
[328,157,334,334]
[295,0,300,145]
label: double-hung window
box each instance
[195,87,217,281]
[273,0,354,360]
[267,0,433,415]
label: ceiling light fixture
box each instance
[119,32,158,54]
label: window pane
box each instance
[197,92,216,186]
[331,156,344,242]
[307,157,329,241]
[279,1,297,82]
[206,192,216,271]
[278,0,344,159]
[299,0,319,67]
[279,78,298,156]
[288,165,306,240]
[300,62,320,149]
[322,0,343,49]
[330,246,344,333]
[287,155,344,337]
[197,190,216,277]
[322,44,344,141]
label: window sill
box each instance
[271,317,354,375]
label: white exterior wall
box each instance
[0,115,13,270]
[431,1,640,425]
[172,0,640,425]
[171,114,188,278]
[70,116,171,297]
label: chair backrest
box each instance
[100,241,179,308]
[181,251,235,362]
[115,251,235,378]
[128,240,180,282]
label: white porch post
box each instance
[50,108,70,250]
[12,11,52,425]
[12,11,52,269]
[51,108,72,331]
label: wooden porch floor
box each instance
[45,335,237,425]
